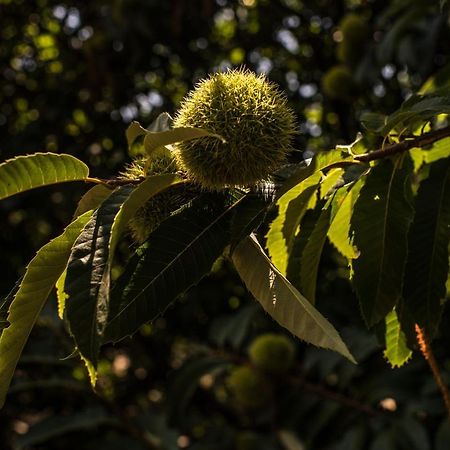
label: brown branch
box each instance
[354,126,450,163]
[415,324,450,421]
[85,176,144,187]
[288,374,379,417]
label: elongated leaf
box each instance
[327,179,363,260]
[0,212,92,408]
[278,148,355,197]
[126,121,148,147]
[167,356,230,425]
[286,208,323,290]
[126,113,173,149]
[403,157,450,336]
[266,172,321,275]
[57,184,115,319]
[73,184,113,219]
[65,186,134,365]
[144,127,224,156]
[0,153,89,200]
[351,156,414,326]
[230,185,275,250]
[232,235,355,362]
[383,309,412,368]
[16,407,117,448]
[299,189,347,303]
[104,194,243,343]
[423,136,450,164]
[319,168,344,199]
[65,175,182,365]
[0,279,21,337]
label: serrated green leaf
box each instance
[383,309,412,368]
[328,179,363,260]
[403,157,450,337]
[319,168,344,199]
[299,189,347,303]
[232,235,356,363]
[286,208,323,290]
[0,211,93,408]
[380,93,450,135]
[126,121,148,148]
[266,172,321,275]
[15,407,116,448]
[277,148,355,197]
[351,156,414,326]
[167,356,230,425]
[104,194,243,343]
[72,184,113,219]
[230,186,275,250]
[0,152,89,200]
[360,112,387,133]
[57,184,114,319]
[0,279,21,338]
[423,136,450,164]
[65,174,182,365]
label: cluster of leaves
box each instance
[1,1,450,449]
[1,79,450,409]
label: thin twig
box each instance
[415,324,450,421]
[354,126,450,163]
[288,374,378,417]
[85,176,144,187]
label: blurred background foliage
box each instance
[1,0,450,448]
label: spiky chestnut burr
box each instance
[173,69,296,189]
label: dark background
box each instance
[1,0,450,449]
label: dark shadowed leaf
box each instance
[403,157,450,337]
[351,156,414,326]
[65,175,182,366]
[104,194,244,343]
[167,356,230,426]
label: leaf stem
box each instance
[354,126,450,163]
[415,324,450,421]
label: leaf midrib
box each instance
[425,163,450,325]
[107,196,244,326]
[371,162,398,320]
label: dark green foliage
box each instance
[65,186,136,366]
[104,195,239,343]
[1,1,450,449]
[403,156,450,337]
[351,157,415,326]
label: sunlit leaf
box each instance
[299,189,347,303]
[232,235,356,362]
[383,309,412,368]
[0,153,89,200]
[72,184,113,219]
[319,168,344,199]
[327,179,363,260]
[0,212,92,408]
[144,127,225,156]
[266,172,321,275]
